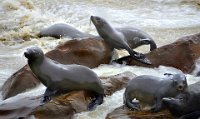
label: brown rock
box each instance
[106,105,175,119]
[46,38,113,68]
[101,71,136,95]
[0,65,40,100]
[114,33,200,73]
[1,38,113,99]
[33,99,75,119]
[33,71,135,119]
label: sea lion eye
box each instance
[172,80,178,86]
[96,17,101,21]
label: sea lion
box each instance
[90,16,157,64]
[24,46,104,110]
[39,23,95,39]
[124,73,188,112]
[162,81,200,119]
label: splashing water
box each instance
[0,0,200,118]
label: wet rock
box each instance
[114,33,200,73]
[0,94,42,119]
[0,38,113,99]
[45,38,113,68]
[0,65,40,100]
[101,71,136,95]
[32,71,136,119]
[106,105,175,119]
[33,97,75,119]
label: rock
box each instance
[45,38,113,68]
[33,71,136,119]
[0,38,113,99]
[100,71,136,95]
[33,97,75,119]
[0,94,42,119]
[114,33,200,73]
[0,65,40,100]
[106,105,175,119]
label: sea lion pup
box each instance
[39,23,95,39]
[90,16,157,64]
[124,73,188,112]
[162,81,200,119]
[24,46,104,110]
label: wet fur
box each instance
[124,74,187,112]
[24,47,104,110]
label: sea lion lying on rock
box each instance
[163,81,200,119]
[124,73,188,112]
[39,23,95,39]
[24,46,104,110]
[90,16,157,64]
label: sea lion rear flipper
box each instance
[138,38,157,51]
[125,99,141,111]
[87,93,104,111]
[42,88,57,103]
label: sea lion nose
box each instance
[90,16,94,20]
[177,85,184,91]
[24,51,29,58]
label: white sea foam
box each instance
[0,0,200,118]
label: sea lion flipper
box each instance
[132,54,151,65]
[42,88,57,103]
[151,98,162,112]
[87,93,104,111]
[125,46,151,65]
[125,99,141,111]
[137,38,157,51]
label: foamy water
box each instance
[0,0,200,118]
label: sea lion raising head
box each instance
[91,16,157,65]
[24,46,105,110]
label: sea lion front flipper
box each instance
[125,46,151,65]
[134,52,151,65]
[151,97,162,112]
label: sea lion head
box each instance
[24,46,44,61]
[164,73,188,91]
[90,16,110,29]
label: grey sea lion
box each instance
[24,46,104,110]
[39,23,95,39]
[162,81,200,119]
[90,16,157,64]
[124,73,188,112]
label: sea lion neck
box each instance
[28,56,45,68]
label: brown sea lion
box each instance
[163,81,200,119]
[24,46,104,110]
[39,23,95,39]
[124,73,188,112]
[90,16,157,64]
